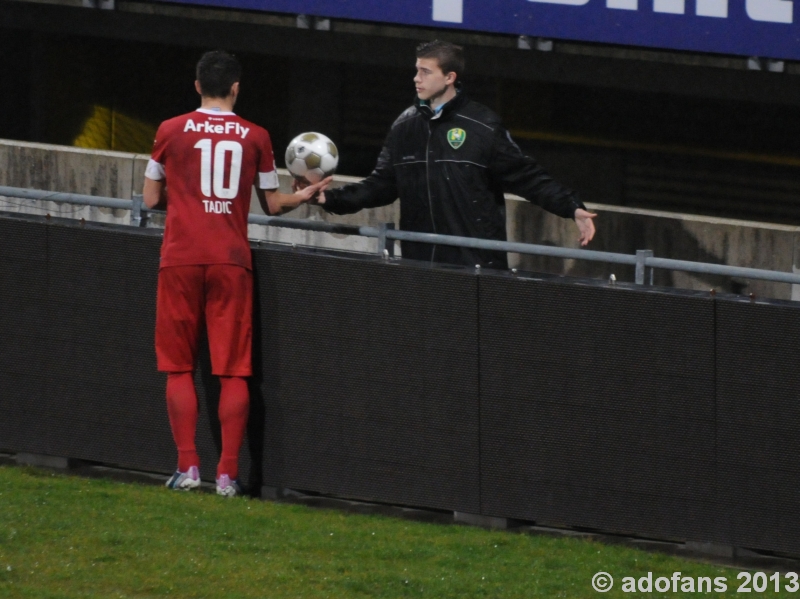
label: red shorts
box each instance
[155,264,253,376]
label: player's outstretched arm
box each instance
[258,176,332,215]
[574,208,598,246]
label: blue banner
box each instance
[168,0,800,61]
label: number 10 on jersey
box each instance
[194,139,243,200]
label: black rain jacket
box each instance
[323,88,585,269]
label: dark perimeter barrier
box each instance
[479,274,717,543]
[251,248,480,511]
[715,297,800,555]
[1,212,799,556]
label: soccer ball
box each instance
[285,132,339,183]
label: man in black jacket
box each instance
[314,40,597,269]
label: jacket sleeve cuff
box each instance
[321,188,341,213]
[569,195,586,218]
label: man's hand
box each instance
[574,208,597,246]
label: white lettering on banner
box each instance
[747,0,793,22]
[695,0,728,19]
[432,0,463,22]
[607,0,638,11]
[202,200,233,214]
[654,0,685,13]
[696,0,728,17]
[529,0,590,6]
[538,0,791,21]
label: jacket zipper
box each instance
[425,122,437,263]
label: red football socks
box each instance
[166,372,199,472]
[217,376,250,480]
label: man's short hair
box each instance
[196,50,242,99]
[416,40,465,76]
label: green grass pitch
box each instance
[0,465,785,598]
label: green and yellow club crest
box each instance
[447,128,466,149]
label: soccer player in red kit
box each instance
[143,50,328,496]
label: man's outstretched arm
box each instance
[490,128,596,246]
[312,144,399,214]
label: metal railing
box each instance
[2,184,800,288]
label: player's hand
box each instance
[294,176,331,205]
[291,173,324,191]
[574,208,597,246]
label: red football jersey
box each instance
[146,108,279,270]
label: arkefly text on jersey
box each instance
[184,119,250,139]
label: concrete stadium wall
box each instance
[509,202,800,301]
[0,139,141,225]
[2,138,798,299]
[0,139,398,254]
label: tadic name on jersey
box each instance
[203,200,233,214]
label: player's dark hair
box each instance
[196,50,242,99]
[416,40,464,76]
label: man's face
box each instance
[414,57,453,102]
